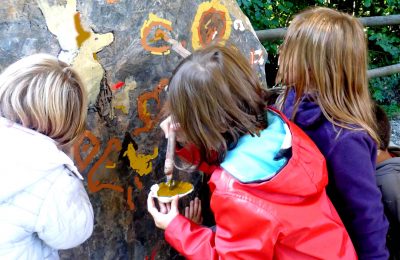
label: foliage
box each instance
[237,0,400,117]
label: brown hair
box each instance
[0,54,87,148]
[166,45,266,164]
[374,104,391,150]
[276,7,380,145]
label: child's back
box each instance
[147,45,357,259]
[276,7,389,259]
[375,104,400,259]
[0,54,93,259]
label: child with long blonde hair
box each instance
[147,45,356,259]
[276,7,389,259]
[0,54,93,259]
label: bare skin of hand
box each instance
[147,193,179,230]
[184,197,203,225]
[160,116,186,143]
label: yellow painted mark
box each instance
[38,0,113,104]
[74,12,91,47]
[123,143,158,176]
[72,30,114,104]
[191,0,232,50]
[113,80,137,114]
[105,163,116,169]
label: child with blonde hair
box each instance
[0,54,93,259]
[276,7,389,259]
[147,45,356,259]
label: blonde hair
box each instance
[276,7,380,145]
[166,45,266,164]
[0,53,87,148]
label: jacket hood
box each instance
[376,148,400,173]
[220,110,326,198]
[0,117,82,202]
[282,89,324,129]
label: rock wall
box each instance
[0,0,267,259]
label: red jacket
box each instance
[165,109,356,259]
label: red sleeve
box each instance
[175,144,218,174]
[165,191,279,259]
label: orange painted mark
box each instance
[81,143,91,153]
[112,81,125,90]
[198,8,226,47]
[87,138,124,193]
[106,0,119,3]
[191,0,232,50]
[249,48,265,66]
[74,130,100,172]
[140,14,172,55]
[134,175,143,190]
[127,186,135,210]
[133,78,168,136]
[74,12,91,48]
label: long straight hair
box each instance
[276,7,380,145]
[165,45,266,164]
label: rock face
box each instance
[0,0,267,259]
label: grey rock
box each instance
[0,0,267,259]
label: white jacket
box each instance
[0,117,94,260]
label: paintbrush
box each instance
[164,128,176,189]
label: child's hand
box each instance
[184,197,203,225]
[147,193,179,230]
[160,116,186,144]
[160,116,179,139]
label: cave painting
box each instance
[140,13,173,55]
[123,143,159,176]
[133,78,168,136]
[72,30,114,105]
[233,19,245,31]
[37,0,114,105]
[74,130,159,210]
[191,0,232,50]
[250,48,266,66]
[37,0,79,63]
[112,79,137,115]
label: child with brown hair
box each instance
[276,7,389,259]
[147,45,356,259]
[0,54,93,259]
[375,104,400,260]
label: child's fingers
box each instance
[170,196,179,213]
[189,200,194,219]
[194,197,201,217]
[147,193,159,217]
[159,202,168,214]
[184,206,190,218]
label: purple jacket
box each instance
[282,90,389,260]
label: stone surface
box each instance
[390,118,400,146]
[0,0,267,259]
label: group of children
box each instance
[0,5,398,260]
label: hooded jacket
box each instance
[376,146,400,260]
[281,90,389,259]
[164,109,356,259]
[0,117,93,260]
